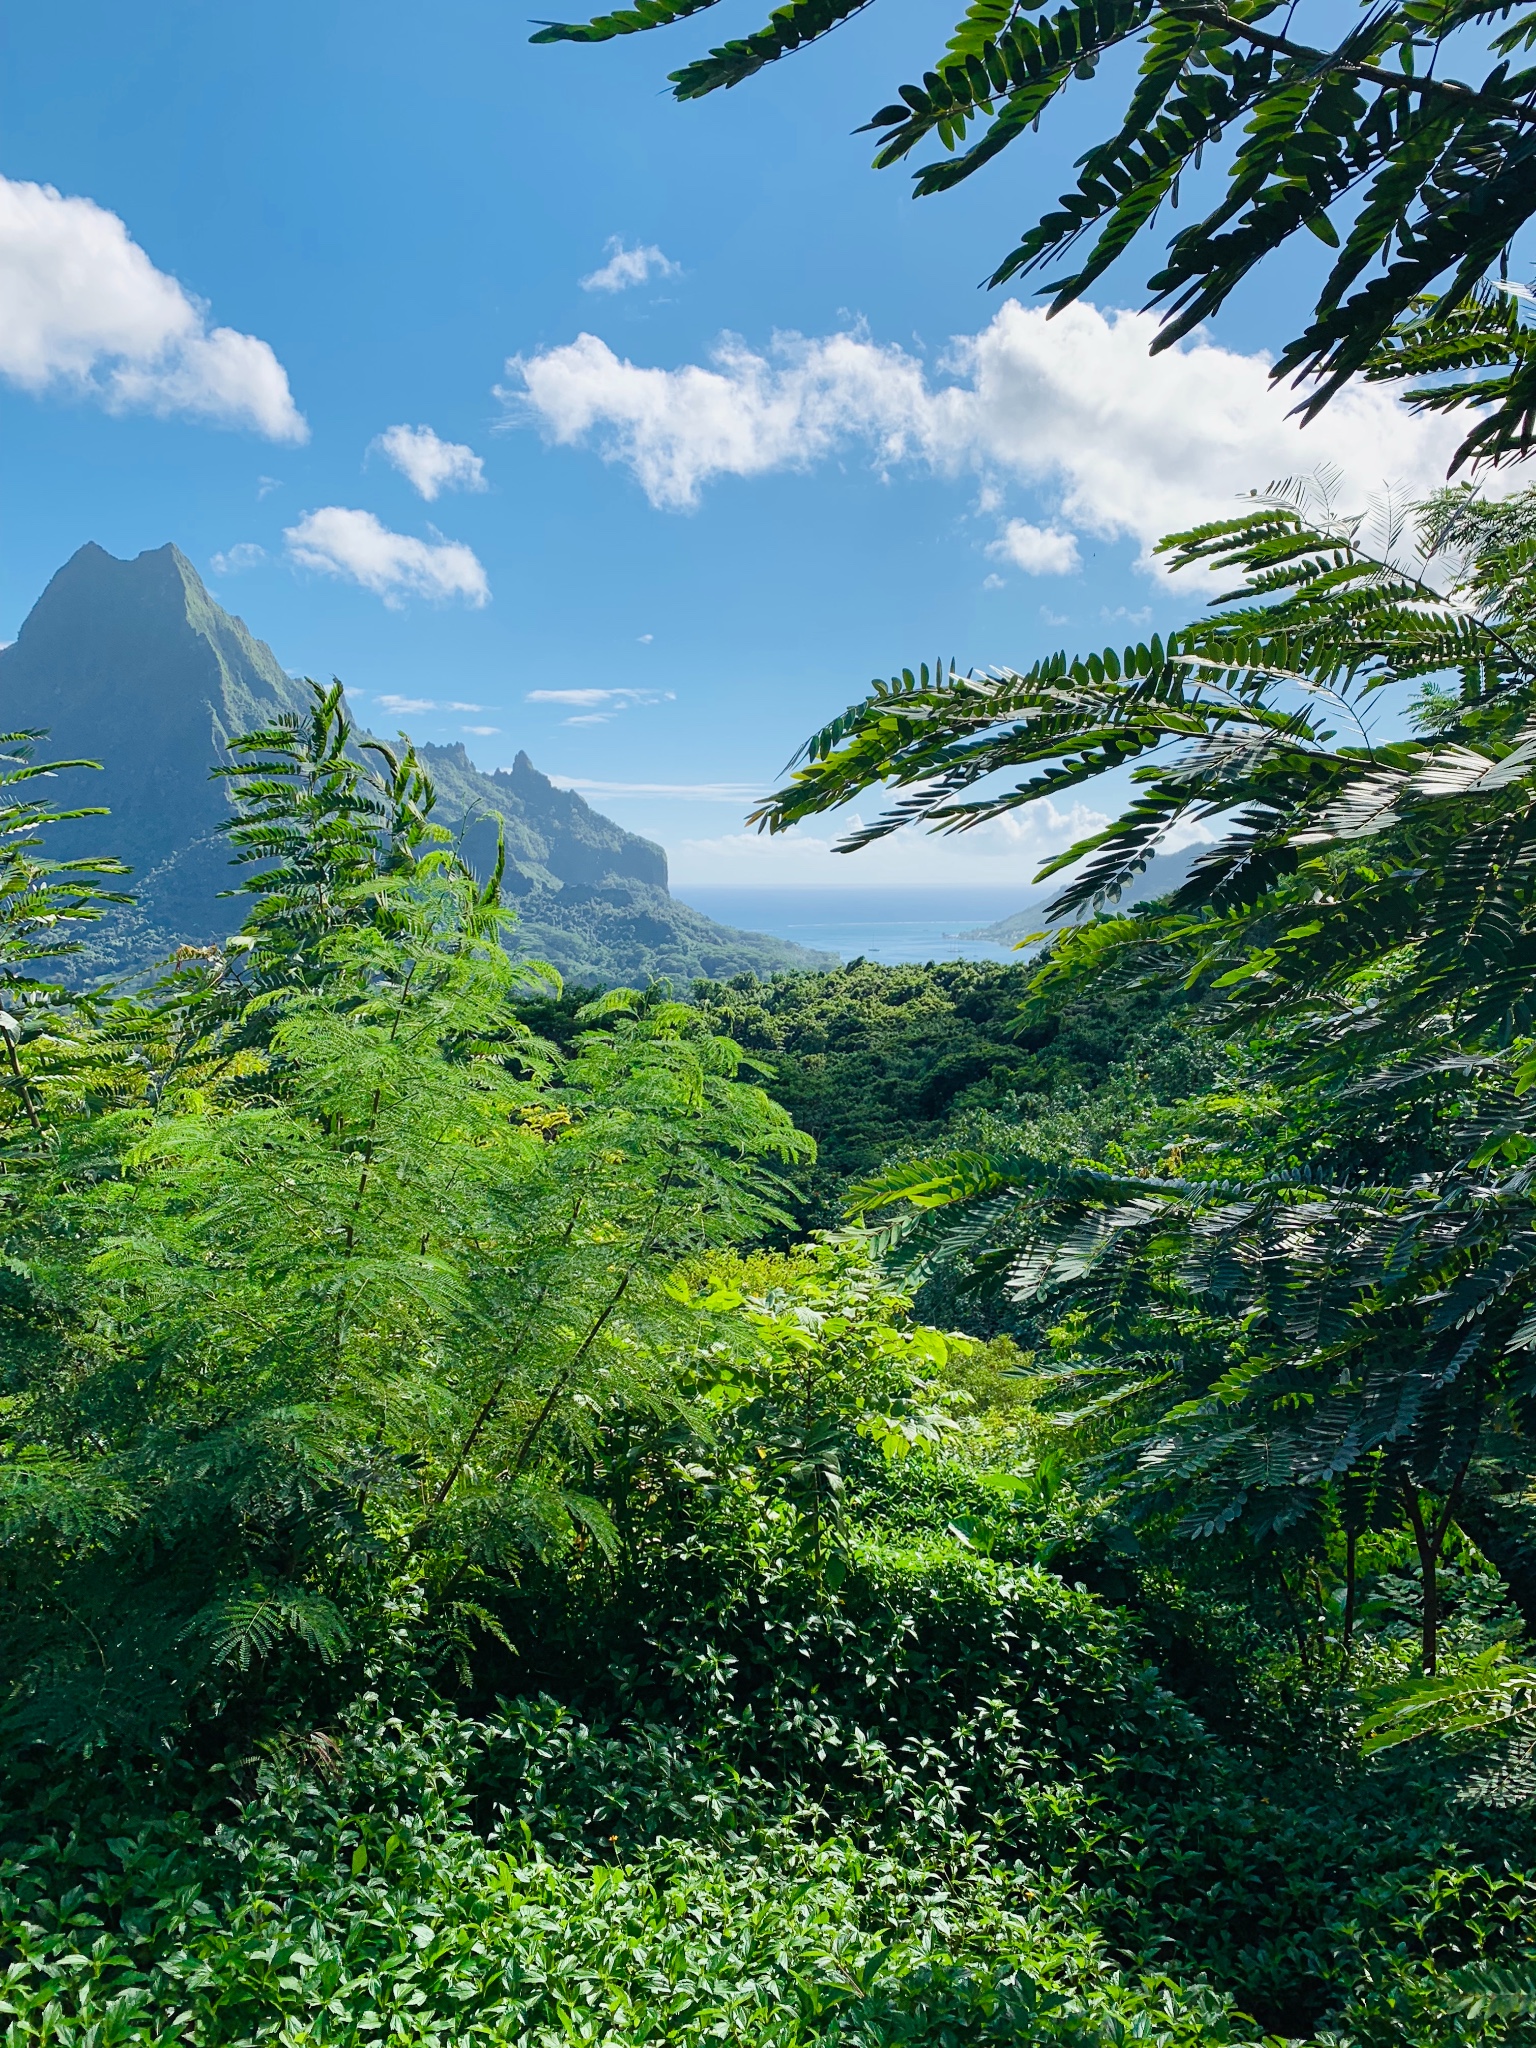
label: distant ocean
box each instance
[675,887,1044,968]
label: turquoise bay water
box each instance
[676,887,1043,968]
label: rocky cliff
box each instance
[0,544,831,984]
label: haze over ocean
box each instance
[678,886,1035,967]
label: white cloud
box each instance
[504,327,926,512]
[257,475,282,498]
[638,632,653,644]
[580,238,681,294]
[505,300,1471,571]
[988,519,1081,576]
[284,508,489,608]
[209,542,266,575]
[373,423,487,501]
[0,175,306,441]
[1159,814,1220,857]
[463,724,500,736]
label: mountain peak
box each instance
[1,542,308,890]
[33,540,206,619]
[0,545,832,983]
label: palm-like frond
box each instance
[758,486,1536,1052]
[534,0,1536,465]
[187,1583,351,1671]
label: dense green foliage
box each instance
[9,1270,1536,2043]
[521,958,1208,1235]
[1,1565,1531,2043]
[534,0,1536,470]
[8,650,1536,2041]
[769,484,1536,1660]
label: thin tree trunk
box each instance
[507,1263,638,1481]
[1277,1563,1309,1671]
[507,1165,679,1483]
[1401,1478,1439,1674]
[4,1035,40,1134]
[1343,1524,1358,1652]
[431,1198,587,1509]
[343,1086,384,1254]
[1400,1465,1468,1675]
[342,967,417,1251]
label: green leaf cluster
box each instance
[0,686,809,1751]
[766,480,1536,1696]
[533,0,1536,470]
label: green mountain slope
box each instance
[0,543,833,983]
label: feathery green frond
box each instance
[536,0,1536,465]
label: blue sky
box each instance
[0,0,1473,893]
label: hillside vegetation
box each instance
[0,543,831,987]
[6,505,1536,2041]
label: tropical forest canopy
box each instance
[13,5,1536,2041]
[6,478,1536,2039]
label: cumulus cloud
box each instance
[505,300,1470,570]
[0,174,306,440]
[504,328,924,512]
[580,239,681,294]
[209,542,266,575]
[988,519,1081,576]
[284,509,489,608]
[373,423,487,501]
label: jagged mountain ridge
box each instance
[0,543,833,983]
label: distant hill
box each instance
[959,845,1205,944]
[0,543,833,984]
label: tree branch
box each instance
[1171,5,1536,127]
